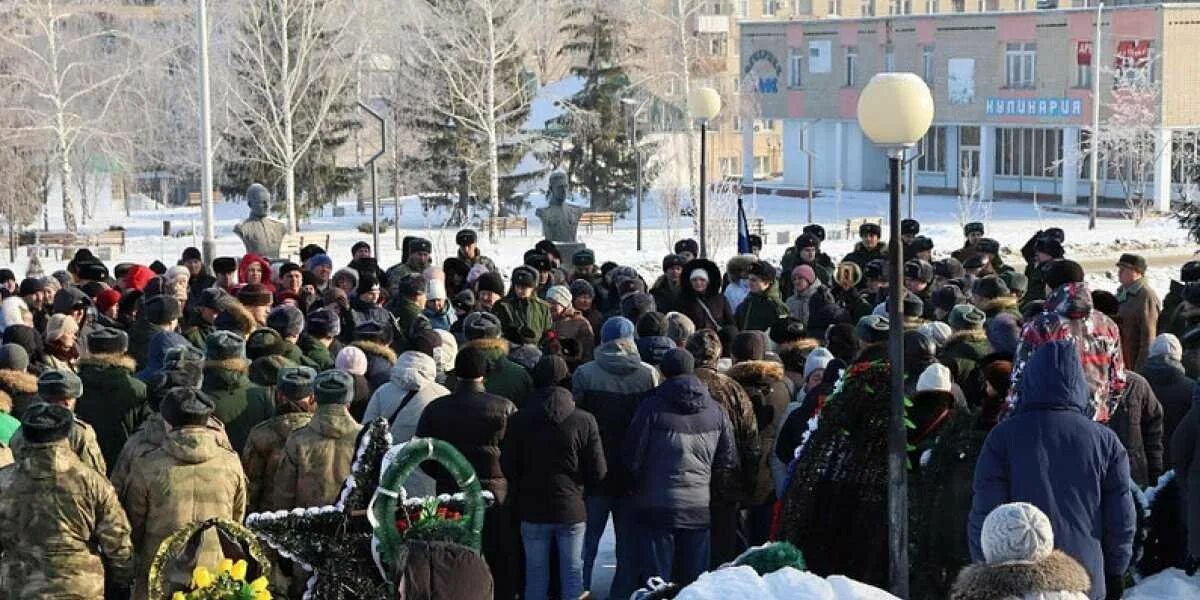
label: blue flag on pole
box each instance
[737,196,751,254]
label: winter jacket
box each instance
[1140,355,1195,468]
[388,297,426,345]
[950,550,1092,600]
[363,352,449,497]
[502,386,606,524]
[636,335,675,367]
[624,374,736,529]
[416,379,517,503]
[109,414,234,495]
[0,440,134,599]
[0,368,41,421]
[1172,391,1200,558]
[970,340,1136,600]
[120,426,247,594]
[240,411,311,513]
[786,282,835,330]
[458,248,498,275]
[10,417,107,476]
[572,339,661,497]
[728,360,791,504]
[693,365,760,505]
[493,295,552,346]
[423,303,454,331]
[550,308,594,370]
[127,313,160,372]
[272,404,360,509]
[296,332,335,371]
[75,353,150,474]
[393,540,494,600]
[180,311,214,351]
[351,340,398,393]
[980,296,1022,326]
[734,290,789,333]
[678,259,735,331]
[940,331,992,389]
[1106,370,1164,487]
[1118,279,1162,372]
[649,276,684,315]
[779,247,834,299]
[455,338,533,408]
[136,329,192,383]
[1010,282,1126,423]
[349,296,393,332]
[841,241,887,273]
[201,358,275,453]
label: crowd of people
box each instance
[0,218,1198,600]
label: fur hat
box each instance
[685,329,723,366]
[246,328,285,360]
[38,369,83,400]
[1035,238,1065,259]
[859,222,882,237]
[354,321,392,345]
[749,260,777,282]
[456,229,478,246]
[935,258,965,281]
[545,285,573,308]
[636,312,668,338]
[980,502,1055,564]
[212,257,238,275]
[903,292,924,318]
[463,312,503,340]
[674,239,699,256]
[620,293,657,325]
[452,289,476,313]
[964,222,984,236]
[932,285,967,315]
[396,274,427,299]
[572,249,596,267]
[660,348,695,377]
[197,288,230,312]
[205,331,245,361]
[1149,333,1183,362]
[662,254,687,271]
[856,314,890,344]
[1116,253,1148,275]
[161,388,215,428]
[910,236,934,253]
[665,312,696,346]
[600,316,635,343]
[306,308,340,338]
[973,276,1009,301]
[87,327,128,354]
[732,331,766,362]
[916,363,953,393]
[335,346,368,376]
[901,218,920,235]
[508,344,542,372]
[277,366,317,400]
[476,272,505,296]
[314,370,355,405]
[949,304,987,331]
[237,283,273,307]
[1042,260,1085,290]
[20,403,74,444]
[1000,271,1029,295]
[569,279,594,299]
[904,260,934,284]
[145,295,183,326]
[267,305,305,338]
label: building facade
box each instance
[738,4,1200,209]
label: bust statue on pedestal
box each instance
[232,183,287,258]
[536,171,584,243]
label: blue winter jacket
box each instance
[624,374,736,530]
[635,335,675,367]
[136,330,192,383]
[969,339,1136,600]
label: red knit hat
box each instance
[123,264,155,292]
[95,288,122,314]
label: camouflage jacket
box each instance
[9,417,106,476]
[241,411,312,514]
[119,427,247,591]
[0,441,134,599]
[109,413,234,494]
[272,405,360,510]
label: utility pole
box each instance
[197,0,216,265]
[1089,1,1103,230]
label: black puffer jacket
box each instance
[678,259,735,332]
[1107,370,1165,487]
[1140,355,1196,468]
[416,380,517,503]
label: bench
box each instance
[28,230,126,259]
[186,191,222,206]
[748,217,766,238]
[579,211,616,234]
[279,233,332,261]
[483,217,528,237]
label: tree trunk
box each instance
[281,2,297,234]
[59,149,76,232]
[486,5,500,244]
[676,1,697,206]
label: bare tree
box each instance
[1094,53,1164,225]
[0,121,43,261]
[957,163,991,228]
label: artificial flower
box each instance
[192,566,213,588]
[231,559,248,581]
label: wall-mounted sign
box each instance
[743,49,782,94]
[985,97,1083,118]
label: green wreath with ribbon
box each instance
[369,437,486,575]
[148,518,272,600]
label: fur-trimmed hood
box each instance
[950,550,1091,600]
[982,296,1020,315]
[352,340,397,364]
[223,301,257,337]
[462,337,510,360]
[728,360,786,385]
[204,357,250,374]
[0,369,37,395]
[78,353,137,373]
[0,389,10,413]
[949,329,989,343]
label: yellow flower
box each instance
[191,566,213,588]
[172,593,186,600]
[253,590,272,600]
[249,577,269,592]
[231,559,248,581]
[218,558,234,574]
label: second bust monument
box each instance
[232,183,288,258]
[535,171,584,243]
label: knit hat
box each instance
[856,314,890,344]
[665,312,696,346]
[246,328,285,360]
[426,277,448,301]
[277,366,317,400]
[732,331,766,362]
[267,305,305,338]
[335,346,368,376]
[1149,333,1183,362]
[1116,253,1148,274]
[980,502,1055,564]
[455,345,491,379]
[932,285,966,315]
[306,308,340,338]
[476,272,505,296]
[237,283,273,307]
[803,347,834,381]
[792,265,817,287]
[38,368,83,400]
[313,370,355,405]
[1042,260,1085,290]
[545,285,573,308]
[916,363,953,393]
[533,354,570,388]
[205,330,245,361]
[87,327,128,354]
[973,276,1009,301]
[685,329,722,366]
[305,253,333,272]
[52,287,90,314]
[569,279,594,299]
[463,312,503,340]
[918,321,952,348]
[660,348,695,377]
[1000,271,1029,295]
[0,344,29,372]
[689,268,710,283]
[636,312,668,337]
[600,316,636,343]
[987,313,1022,356]
[949,304,987,331]
[45,313,78,343]
[20,403,74,444]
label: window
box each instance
[738,0,749,16]
[763,0,778,15]
[926,0,939,12]
[764,119,776,130]
[862,0,875,16]
[889,0,911,13]
[709,35,728,56]
[922,46,934,83]
[828,0,842,13]
[733,116,742,131]
[733,75,742,93]
[994,127,1062,178]
[917,126,946,172]
[720,157,738,177]
[844,47,858,86]
[789,47,804,87]
[953,0,965,11]
[884,47,895,72]
[755,155,770,176]
[1005,42,1036,88]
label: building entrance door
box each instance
[959,125,981,194]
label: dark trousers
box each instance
[641,526,711,588]
[483,502,520,600]
[709,502,745,568]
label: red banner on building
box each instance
[1077,41,1092,66]
[1115,40,1150,69]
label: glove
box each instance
[1105,573,1125,600]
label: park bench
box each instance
[28,230,126,259]
[279,233,332,261]
[483,216,529,237]
[186,191,222,206]
[840,217,883,240]
[579,211,616,234]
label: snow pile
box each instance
[673,566,899,600]
[1125,568,1200,599]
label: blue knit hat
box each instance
[305,253,333,271]
[600,316,635,343]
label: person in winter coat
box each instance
[952,503,1092,600]
[456,312,534,407]
[786,265,835,330]
[678,259,735,332]
[348,273,392,332]
[273,370,360,510]
[120,388,247,597]
[1019,229,1065,310]
[240,367,315,513]
[1010,261,1126,423]
[417,345,519,600]
[1140,335,1194,466]
[9,370,107,476]
[0,343,40,420]
[43,313,79,373]
[333,345,372,419]
[572,316,661,599]
[363,351,449,497]
[545,284,594,370]
[970,340,1136,600]
[1106,370,1164,488]
[734,261,788,333]
[570,279,604,340]
[351,321,398,393]
[494,266,552,347]
[1116,254,1161,372]
[201,331,275,453]
[0,404,134,599]
[1173,386,1200,569]
[685,329,760,566]
[780,233,834,299]
[502,355,606,600]
[635,312,675,368]
[236,253,274,294]
[74,327,149,474]
[649,254,687,315]
[455,228,498,274]
[840,222,887,273]
[940,305,992,389]
[624,348,736,589]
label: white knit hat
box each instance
[45,313,79,343]
[803,347,834,381]
[426,278,447,301]
[1149,333,1182,362]
[981,502,1055,564]
[918,321,953,349]
[335,346,368,376]
[545,285,573,308]
[916,363,952,393]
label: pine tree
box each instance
[556,0,657,214]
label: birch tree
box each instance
[1095,51,1164,225]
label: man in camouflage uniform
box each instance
[385,236,433,299]
[242,366,316,513]
[120,387,247,597]
[0,404,134,598]
[8,370,106,475]
[272,370,360,509]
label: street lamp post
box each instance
[856,72,934,600]
[689,87,722,259]
[622,97,650,252]
[358,101,386,256]
[195,0,216,266]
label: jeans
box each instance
[583,495,640,599]
[521,522,586,600]
[641,525,711,587]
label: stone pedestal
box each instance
[553,241,587,268]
